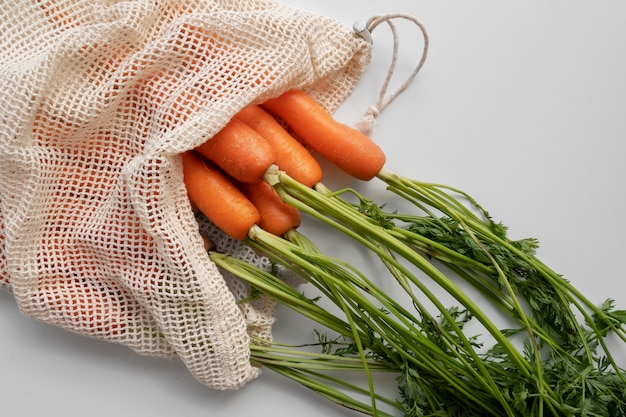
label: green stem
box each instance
[249,343,394,372]
[210,251,355,338]
[239,226,508,415]
[262,363,397,417]
[248,229,482,386]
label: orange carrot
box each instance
[181,151,259,240]
[194,118,276,184]
[236,180,301,237]
[261,89,386,181]
[234,105,323,187]
[39,274,125,336]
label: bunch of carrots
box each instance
[182,89,626,416]
[182,89,385,241]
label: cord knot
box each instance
[357,105,380,135]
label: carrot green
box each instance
[210,165,626,417]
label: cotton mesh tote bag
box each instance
[0,0,371,389]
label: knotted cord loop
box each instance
[354,14,429,134]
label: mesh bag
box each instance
[0,0,371,389]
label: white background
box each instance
[2,1,625,416]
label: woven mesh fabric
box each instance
[0,0,371,389]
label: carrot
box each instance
[194,118,276,184]
[181,151,259,240]
[261,89,386,181]
[236,180,301,237]
[234,105,323,187]
[39,274,125,336]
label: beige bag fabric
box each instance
[0,0,371,389]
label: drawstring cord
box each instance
[353,14,429,134]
